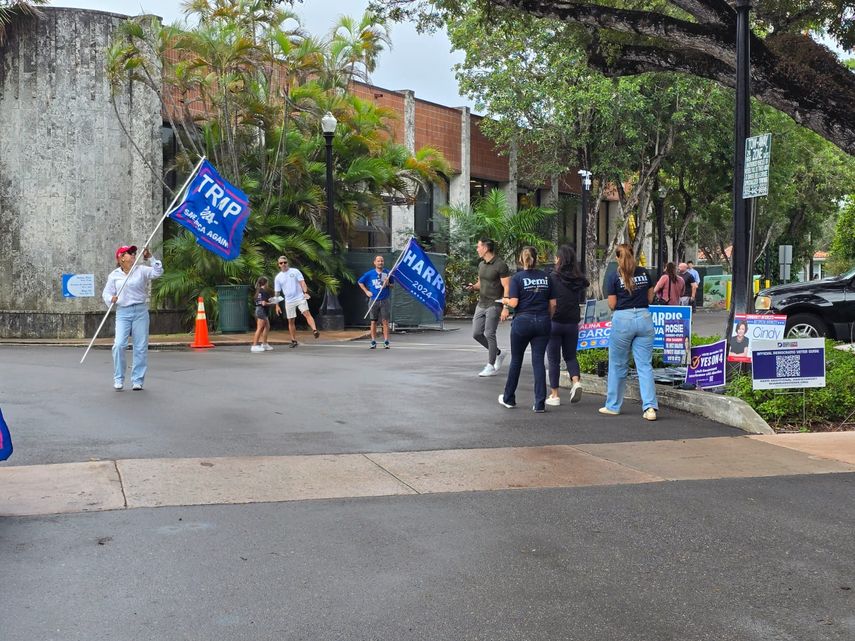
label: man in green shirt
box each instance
[467,237,511,376]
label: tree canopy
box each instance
[372,0,855,156]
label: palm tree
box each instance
[443,189,557,265]
[107,1,451,324]
[0,0,45,44]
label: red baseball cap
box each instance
[115,245,137,260]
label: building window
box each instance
[558,195,579,247]
[348,205,392,250]
[470,178,498,205]
[597,201,610,247]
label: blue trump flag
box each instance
[169,160,250,261]
[389,237,446,320]
[0,407,12,461]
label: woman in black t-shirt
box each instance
[546,245,589,406]
[498,246,553,412]
[601,244,658,421]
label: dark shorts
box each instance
[254,306,268,320]
[369,298,391,322]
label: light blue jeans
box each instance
[606,308,658,412]
[113,303,150,386]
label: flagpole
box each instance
[364,237,412,320]
[80,156,207,364]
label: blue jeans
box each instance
[606,309,657,412]
[502,313,551,410]
[113,303,150,386]
[547,321,580,388]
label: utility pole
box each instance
[726,0,755,342]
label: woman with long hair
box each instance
[498,246,553,412]
[251,276,272,353]
[600,243,658,420]
[546,245,589,406]
[653,262,684,306]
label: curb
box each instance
[562,374,774,435]
[0,332,371,350]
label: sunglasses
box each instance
[278,261,288,265]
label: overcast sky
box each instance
[53,0,475,109]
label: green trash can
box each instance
[216,284,250,333]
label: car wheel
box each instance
[785,313,825,338]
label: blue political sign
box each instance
[169,160,250,261]
[685,340,727,389]
[577,321,611,351]
[390,237,446,320]
[0,407,12,461]
[649,305,692,349]
[662,318,688,364]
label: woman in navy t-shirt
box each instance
[498,246,553,412]
[600,244,658,420]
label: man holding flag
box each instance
[385,237,446,322]
[81,157,252,367]
[358,255,394,349]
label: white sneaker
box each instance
[493,352,505,372]
[545,396,561,406]
[498,394,516,409]
[478,364,497,377]
[113,382,123,391]
[262,343,273,351]
[250,345,264,353]
[569,382,583,404]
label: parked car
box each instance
[754,265,855,341]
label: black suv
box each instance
[754,265,855,341]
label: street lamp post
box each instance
[656,185,667,278]
[319,111,344,330]
[578,169,592,274]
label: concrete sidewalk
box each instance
[3,432,854,517]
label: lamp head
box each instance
[321,111,337,134]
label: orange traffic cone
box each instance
[189,296,215,348]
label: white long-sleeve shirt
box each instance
[102,258,164,307]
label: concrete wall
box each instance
[0,8,162,338]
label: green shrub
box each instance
[726,341,855,430]
[578,348,609,375]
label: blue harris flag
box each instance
[390,237,446,320]
[169,160,250,261]
[0,407,12,461]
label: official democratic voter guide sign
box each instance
[169,160,250,261]
[751,338,826,390]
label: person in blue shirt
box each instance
[601,243,658,421]
[358,255,394,349]
[497,246,554,412]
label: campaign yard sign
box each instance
[583,299,597,323]
[577,321,611,351]
[685,340,727,389]
[649,305,692,350]
[662,318,689,365]
[727,313,787,363]
[751,338,825,390]
[169,160,250,261]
